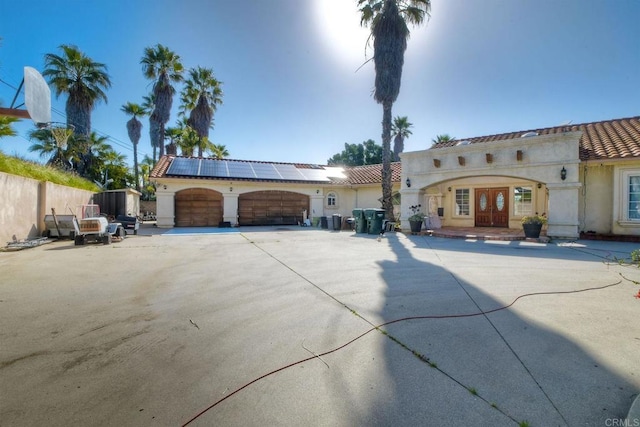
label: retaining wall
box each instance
[0,172,94,244]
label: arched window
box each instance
[326,192,337,207]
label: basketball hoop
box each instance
[47,122,75,149]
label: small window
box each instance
[327,192,337,207]
[455,189,470,216]
[514,186,533,216]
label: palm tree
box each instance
[431,134,455,146]
[178,125,200,157]
[141,94,159,164]
[141,44,184,159]
[0,116,18,138]
[391,116,413,161]
[358,0,430,219]
[43,44,111,137]
[28,128,71,169]
[164,126,183,155]
[180,66,223,157]
[121,102,147,191]
[209,143,229,159]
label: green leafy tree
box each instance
[141,44,184,159]
[121,102,147,191]
[391,115,413,161]
[140,155,156,200]
[358,0,430,218]
[180,66,223,157]
[327,139,388,166]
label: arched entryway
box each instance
[238,191,309,225]
[174,188,223,227]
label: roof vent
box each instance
[521,132,538,138]
[456,140,470,146]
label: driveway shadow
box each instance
[347,232,639,425]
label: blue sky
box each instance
[1,0,639,166]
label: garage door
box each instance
[175,188,223,227]
[238,191,309,226]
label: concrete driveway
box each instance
[1,226,639,426]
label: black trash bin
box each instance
[320,216,328,229]
[332,214,342,230]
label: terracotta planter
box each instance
[523,223,543,238]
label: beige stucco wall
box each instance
[401,132,582,238]
[0,172,95,244]
[153,177,399,228]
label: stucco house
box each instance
[149,156,401,228]
[150,115,640,240]
[400,116,640,239]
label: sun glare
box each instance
[313,0,372,70]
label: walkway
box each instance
[415,226,546,241]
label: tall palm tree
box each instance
[141,44,184,159]
[391,115,413,161]
[141,94,159,164]
[358,0,430,219]
[43,44,111,137]
[121,102,147,191]
[180,66,223,157]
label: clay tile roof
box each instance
[431,116,640,161]
[150,155,172,178]
[334,162,402,185]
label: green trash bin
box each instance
[352,208,366,233]
[366,208,386,234]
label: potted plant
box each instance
[408,204,424,233]
[521,214,547,238]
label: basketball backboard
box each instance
[24,66,51,126]
[0,66,51,126]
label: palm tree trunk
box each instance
[133,142,140,192]
[381,101,394,220]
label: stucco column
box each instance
[223,193,239,225]
[546,182,581,238]
[155,190,175,228]
[400,189,421,230]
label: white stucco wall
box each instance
[401,132,582,238]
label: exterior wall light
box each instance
[406,178,411,188]
[163,185,167,190]
[561,166,567,181]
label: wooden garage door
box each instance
[238,191,309,226]
[175,188,223,227]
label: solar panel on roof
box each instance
[227,161,256,179]
[275,164,305,180]
[251,163,282,179]
[297,168,331,182]
[167,157,198,176]
[200,159,227,178]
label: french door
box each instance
[474,188,509,227]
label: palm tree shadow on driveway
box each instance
[340,233,639,426]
